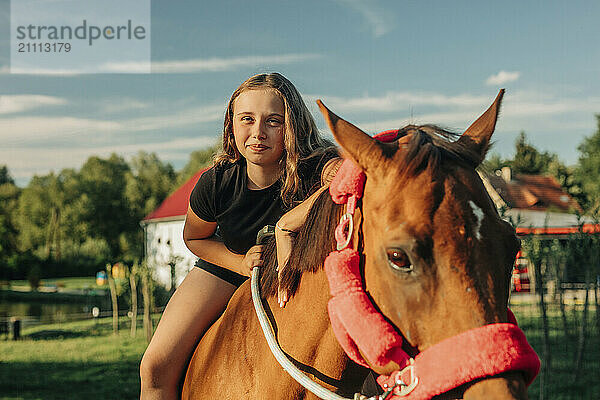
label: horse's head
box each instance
[318,92,528,397]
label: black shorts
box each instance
[194,226,274,288]
[194,259,248,288]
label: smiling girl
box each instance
[140,73,340,399]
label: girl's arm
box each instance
[276,156,342,233]
[275,157,343,307]
[183,206,263,277]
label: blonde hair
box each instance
[215,72,334,206]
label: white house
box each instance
[141,168,208,289]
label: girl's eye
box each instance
[267,118,282,125]
[386,248,413,273]
[241,116,253,122]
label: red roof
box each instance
[142,168,209,222]
[485,173,581,212]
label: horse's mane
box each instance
[389,124,481,179]
[260,188,342,298]
[258,124,478,299]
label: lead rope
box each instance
[251,266,373,400]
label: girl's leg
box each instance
[140,268,237,400]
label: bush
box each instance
[6,250,106,281]
[27,265,42,291]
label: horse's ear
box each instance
[457,89,505,166]
[316,99,383,170]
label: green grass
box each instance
[0,306,597,399]
[0,317,154,400]
[512,304,599,399]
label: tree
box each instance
[17,174,59,256]
[125,151,176,219]
[511,131,556,174]
[0,165,15,185]
[78,154,134,259]
[574,114,600,210]
[546,158,586,211]
[176,143,220,186]
[480,153,509,175]
[16,169,86,260]
[0,167,21,279]
[122,151,176,262]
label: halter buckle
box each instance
[391,363,418,396]
[335,212,354,251]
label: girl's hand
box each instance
[275,223,294,308]
[242,245,264,276]
[278,268,289,308]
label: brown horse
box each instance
[182,91,531,399]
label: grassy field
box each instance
[0,306,597,399]
[0,317,152,400]
[510,304,599,400]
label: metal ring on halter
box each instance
[391,364,418,396]
[336,212,354,251]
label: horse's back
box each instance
[182,269,367,399]
[182,282,300,399]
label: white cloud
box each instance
[0,95,68,114]
[3,53,321,75]
[0,116,121,143]
[2,136,216,181]
[307,91,488,113]
[0,103,224,144]
[122,104,224,132]
[309,89,600,122]
[6,66,84,76]
[486,71,521,86]
[332,0,394,37]
[501,90,600,116]
[113,53,322,74]
[5,87,599,183]
[97,98,151,114]
[311,89,600,144]
[355,111,478,133]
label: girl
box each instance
[140,73,340,399]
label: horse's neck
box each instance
[269,268,334,351]
[266,267,367,393]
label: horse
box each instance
[182,90,535,399]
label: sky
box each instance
[1,0,599,187]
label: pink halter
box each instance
[324,130,540,398]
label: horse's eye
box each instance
[386,248,413,273]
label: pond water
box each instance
[0,299,110,325]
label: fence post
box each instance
[140,261,154,343]
[10,318,21,340]
[130,263,138,338]
[106,264,119,335]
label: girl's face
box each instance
[232,89,285,170]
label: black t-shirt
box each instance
[189,150,337,255]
